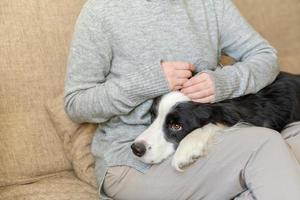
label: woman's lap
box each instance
[103,126,300,200]
[282,121,300,162]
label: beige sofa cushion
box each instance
[46,94,98,188]
[0,112,71,187]
[0,171,99,200]
[0,0,86,186]
[234,0,300,73]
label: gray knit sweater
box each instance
[64,0,279,199]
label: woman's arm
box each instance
[206,0,279,102]
[64,3,170,124]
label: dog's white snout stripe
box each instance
[132,92,191,164]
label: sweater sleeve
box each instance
[64,3,170,124]
[205,0,279,102]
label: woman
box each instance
[64,0,300,199]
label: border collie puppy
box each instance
[131,72,300,171]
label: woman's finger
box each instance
[174,86,183,90]
[175,70,193,79]
[182,74,207,88]
[185,88,214,99]
[173,62,195,71]
[175,78,189,86]
[181,82,209,94]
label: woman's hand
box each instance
[161,61,195,91]
[181,72,215,103]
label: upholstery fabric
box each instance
[0,0,85,186]
[46,94,98,188]
[0,112,71,186]
[0,171,99,200]
[234,0,300,73]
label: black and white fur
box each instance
[131,72,300,171]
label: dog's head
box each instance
[131,91,213,164]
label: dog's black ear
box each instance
[193,105,212,120]
[185,103,213,127]
[150,96,162,121]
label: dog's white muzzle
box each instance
[131,119,175,164]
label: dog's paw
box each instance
[171,123,224,172]
[171,129,208,172]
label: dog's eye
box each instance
[168,123,182,131]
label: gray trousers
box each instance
[103,125,300,200]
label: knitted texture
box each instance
[64,0,278,199]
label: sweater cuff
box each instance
[122,60,171,104]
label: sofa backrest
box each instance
[0,0,299,187]
[234,0,300,73]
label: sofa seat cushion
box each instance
[0,111,72,187]
[0,171,99,200]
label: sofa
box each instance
[0,0,299,199]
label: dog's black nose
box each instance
[131,142,146,157]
